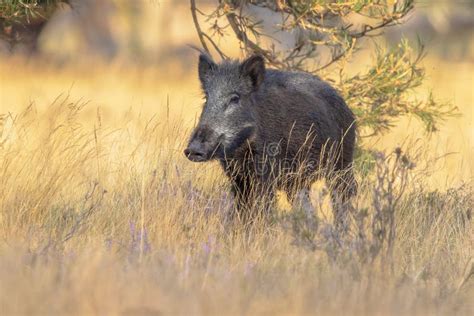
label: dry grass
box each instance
[0,55,473,315]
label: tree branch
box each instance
[190,0,210,54]
[226,12,283,68]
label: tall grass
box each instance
[0,93,472,315]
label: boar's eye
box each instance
[229,94,240,104]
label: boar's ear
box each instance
[198,53,217,88]
[240,55,265,90]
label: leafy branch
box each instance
[190,0,456,137]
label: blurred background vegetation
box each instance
[0,2,472,314]
[1,0,473,61]
[0,0,472,187]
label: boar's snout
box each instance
[185,125,220,162]
[184,141,208,162]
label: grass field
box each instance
[0,52,473,315]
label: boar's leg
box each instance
[229,173,275,224]
[292,188,318,231]
[328,169,357,233]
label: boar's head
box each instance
[184,54,264,162]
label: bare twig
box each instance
[226,12,282,67]
[202,32,228,60]
[190,0,210,55]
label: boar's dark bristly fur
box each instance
[185,54,357,224]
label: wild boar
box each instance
[185,54,357,225]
